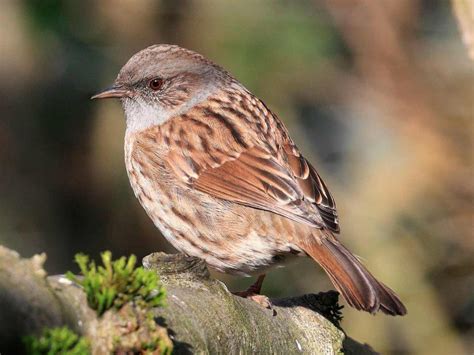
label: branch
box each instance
[0,245,376,354]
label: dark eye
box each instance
[149,78,163,91]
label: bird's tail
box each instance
[301,237,407,316]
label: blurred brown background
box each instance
[1,0,473,353]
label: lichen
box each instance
[23,326,90,355]
[66,251,166,316]
[96,302,173,354]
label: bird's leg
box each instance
[248,274,266,294]
[232,274,274,313]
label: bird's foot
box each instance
[232,274,275,315]
[233,291,273,311]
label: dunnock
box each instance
[92,44,406,316]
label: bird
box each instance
[92,44,407,316]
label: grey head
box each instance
[92,44,230,132]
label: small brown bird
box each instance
[93,44,406,316]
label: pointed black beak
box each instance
[91,85,130,99]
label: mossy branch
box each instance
[0,245,376,354]
[23,327,90,355]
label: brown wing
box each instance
[193,143,340,233]
[284,144,339,232]
[155,91,339,232]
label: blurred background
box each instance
[1,0,472,353]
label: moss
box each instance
[23,326,90,355]
[66,251,172,353]
[97,303,172,354]
[66,251,166,316]
[140,337,173,355]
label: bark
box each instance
[0,245,376,354]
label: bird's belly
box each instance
[127,164,302,275]
[145,196,300,275]
[124,135,305,275]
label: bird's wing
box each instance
[192,144,340,232]
[157,92,339,232]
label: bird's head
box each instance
[92,44,228,132]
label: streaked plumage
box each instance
[94,44,406,316]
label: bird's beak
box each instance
[91,85,130,100]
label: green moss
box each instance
[140,337,172,354]
[23,326,89,355]
[66,251,166,316]
[156,339,173,355]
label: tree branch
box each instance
[0,245,376,354]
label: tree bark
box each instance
[0,245,376,354]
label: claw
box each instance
[232,274,276,315]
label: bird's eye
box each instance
[149,78,163,91]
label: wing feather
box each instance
[152,92,340,232]
[192,145,340,232]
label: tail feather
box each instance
[302,237,407,316]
